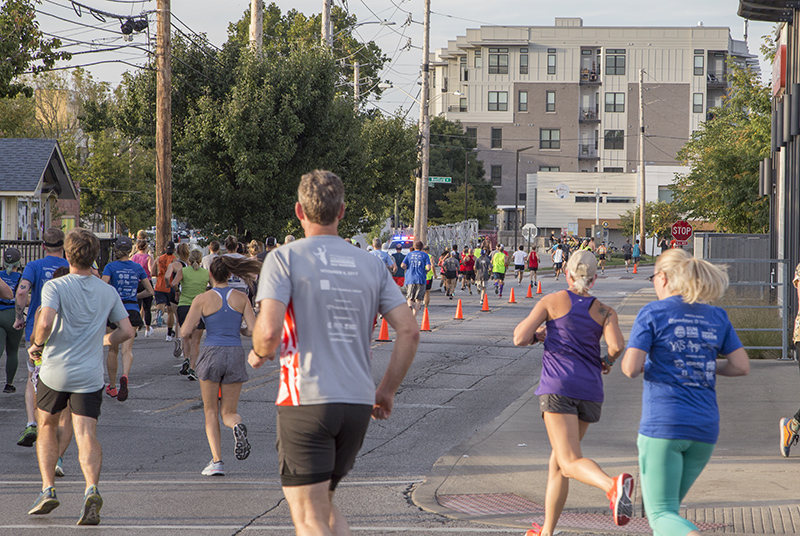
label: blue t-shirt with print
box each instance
[22,255,70,341]
[402,251,431,285]
[627,295,742,444]
[103,260,147,311]
[0,270,21,311]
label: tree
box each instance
[619,201,679,254]
[428,116,495,226]
[672,64,770,233]
[0,0,71,98]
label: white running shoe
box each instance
[201,460,224,476]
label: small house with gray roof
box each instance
[0,138,79,240]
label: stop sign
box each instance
[671,220,693,241]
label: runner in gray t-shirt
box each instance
[249,170,419,536]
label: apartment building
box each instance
[430,18,757,241]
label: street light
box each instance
[514,146,536,250]
[378,82,464,244]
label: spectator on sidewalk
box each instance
[513,250,632,535]
[621,248,749,536]
[249,170,418,535]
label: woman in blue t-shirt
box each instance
[621,249,749,536]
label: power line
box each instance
[23,59,155,73]
[36,8,125,33]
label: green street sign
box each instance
[428,176,452,184]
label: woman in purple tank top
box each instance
[514,250,630,536]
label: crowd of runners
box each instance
[0,170,795,536]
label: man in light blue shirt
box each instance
[371,238,396,274]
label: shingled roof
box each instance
[0,138,78,199]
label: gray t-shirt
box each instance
[256,235,406,406]
[39,274,128,393]
[201,253,218,271]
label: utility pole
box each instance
[413,0,431,243]
[464,149,469,221]
[638,67,646,249]
[155,0,171,256]
[321,0,332,47]
[353,61,360,109]
[249,0,263,54]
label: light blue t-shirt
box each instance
[21,255,70,341]
[627,295,742,444]
[371,249,396,271]
[38,274,128,393]
[0,270,21,311]
[103,260,147,310]
[402,250,431,285]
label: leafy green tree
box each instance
[619,201,680,254]
[672,64,770,233]
[428,116,495,225]
[0,94,37,137]
[0,0,71,98]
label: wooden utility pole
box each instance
[638,68,646,248]
[249,0,263,53]
[321,0,332,47]
[353,61,360,109]
[155,0,171,256]
[413,0,431,243]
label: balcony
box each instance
[707,72,726,89]
[580,69,601,85]
[579,107,600,123]
[578,144,599,160]
[447,105,468,113]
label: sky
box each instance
[35,0,775,115]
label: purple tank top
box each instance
[535,290,605,402]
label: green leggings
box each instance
[638,434,716,536]
[0,307,23,385]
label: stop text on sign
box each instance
[671,220,693,241]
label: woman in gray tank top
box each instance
[180,255,261,476]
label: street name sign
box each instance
[428,176,452,184]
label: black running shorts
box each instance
[37,380,103,420]
[539,393,602,423]
[176,305,205,330]
[277,403,372,489]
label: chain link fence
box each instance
[426,220,480,257]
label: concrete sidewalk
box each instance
[413,288,800,534]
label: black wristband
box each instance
[252,349,269,359]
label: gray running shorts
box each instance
[406,283,425,302]
[539,393,602,423]
[196,346,248,384]
[277,403,372,489]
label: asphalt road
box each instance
[0,267,649,535]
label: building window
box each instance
[460,56,468,81]
[575,196,601,203]
[658,185,674,203]
[491,127,502,149]
[518,91,528,112]
[466,127,477,140]
[432,70,436,89]
[606,196,635,203]
[474,50,482,69]
[488,47,509,74]
[694,50,704,76]
[540,128,560,149]
[604,129,624,150]
[520,48,529,74]
[459,97,467,112]
[519,193,527,201]
[547,48,556,75]
[604,92,624,112]
[603,167,624,172]
[539,166,560,172]
[605,49,626,75]
[546,90,556,112]
[488,91,508,111]
[693,93,703,113]
[491,165,502,186]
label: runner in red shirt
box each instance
[461,246,475,295]
[527,248,540,283]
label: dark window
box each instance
[693,93,703,113]
[604,92,624,112]
[488,91,508,111]
[519,193,527,201]
[575,196,601,203]
[605,49,626,75]
[606,196,635,203]
[520,48,529,75]
[540,128,560,149]
[460,56,468,81]
[466,127,477,140]
[604,129,624,150]
[694,54,704,76]
[518,91,528,112]
[539,166,560,172]
[546,90,556,112]
[488,47,509,74]
[491,128,502,149]
[547,49,556,75]
[491,165,502,186]
[603,167,624,172]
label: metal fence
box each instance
[426,220,480,257]
[0,238,117,271]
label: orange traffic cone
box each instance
[526,283,533,298]
[633,264,638,274]
[421,308,431,332]
[536,281,543,294]
[481,293,490,312]
[454,299,464,320]
[375,318,392,342]
[508,288,516,303]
